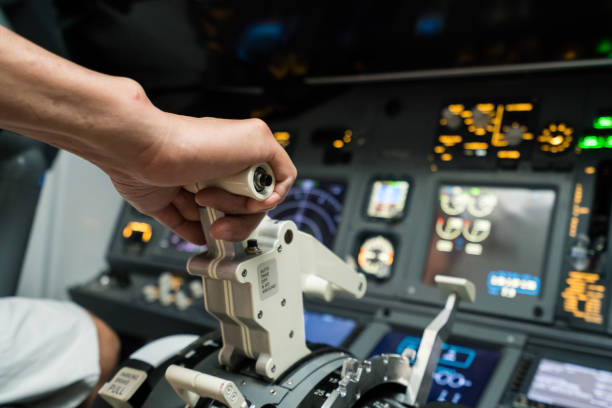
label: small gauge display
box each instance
[367,180,410,220]
[356,235,396,280]
[268,179,346,248]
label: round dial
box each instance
[441,106,462,130]
[357,236,395,279]
[503,122,527,146]
[465,104,495,136]
[537,122,574,153]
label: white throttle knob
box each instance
[183,163,275,201]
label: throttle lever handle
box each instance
[183,163,275,258]
[183,162,275,201]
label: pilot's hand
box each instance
[0,24,297,243]
[108,106,296,244]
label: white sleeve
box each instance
[0,297,101,407]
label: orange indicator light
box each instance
[550,135,564,146]
[434,146,445,153]
[505,103,533,112]
[585,166,596,174]
[441,153,453,161]
[448,104,464,114]
[123,221,153,243]
[333,140,344,149]
[464,142,488,150]
[476,103,494,112]
[273,131,291,147]
[439,135,463,146]
[497,150,520,159]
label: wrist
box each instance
[66,76,168,178]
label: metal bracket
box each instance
[187,216,366,380]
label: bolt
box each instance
[245,240,260,255]
[284,230,293,244]
[289,330,294,338]
[281,298,286,307]
[271,365,276,373]
[241,269,248,277]
[277,245,283,253]
[269,388,277,395]
[254,167,273,192]
[258,310,263,319]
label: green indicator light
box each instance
[580,136,605,149]
[606,136,612,148]
[470,187,480,195]
[596,38,612,54]
[594,116,612,129]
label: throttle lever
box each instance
[179,162,364,381]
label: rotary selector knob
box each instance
[472,108,491,129]
[441,106,462,130]
[537,122,574,153]
[504,122,526,146]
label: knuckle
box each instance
[247,118,272,138]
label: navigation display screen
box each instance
[527,359,612,408]
[370,331,500,407]
[167,232,206,254]
[268,179,346,248]
[423,185,556,299]
[367,180,410,219]
[304,311,357,347]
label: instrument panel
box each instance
[72,67,612,408]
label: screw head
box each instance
[281,298,286,307]
[289,330,294,338]
[257,310,263,319]
[284,230,293,244]
[277,245,283,253]
[241,269,247,277]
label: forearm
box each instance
[0,26,162,173]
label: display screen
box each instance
[166,232,207,254]
[304,311,357,347]
[423,185,556,299]
[527,359,612,408]
[367,180,410,219]
[268,179,346,248]
[370,331,500,407]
